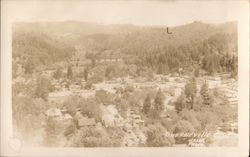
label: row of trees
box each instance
[174,78,213,113]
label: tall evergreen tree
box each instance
[184,77,197,109]
[84,67,89,82]
[200,82,211,106]
[35,77,52,101]
[24,58,35,74]
[91,58,96,68]
[67,65,73,79]
[154,89,165,112]
[143,94,151,114]
[175,92,187,113]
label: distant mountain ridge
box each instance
[13,21,237,43]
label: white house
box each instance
[48,90,72,104]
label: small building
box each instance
[48,91,72,104]
[169,86,182,97]
[63,113,73,121]
[101,104,124,127]
[74,111,84,120]
[45,108,62,117]
[58,113,73,125]
[207,80,221,89]
[78,117,96,128]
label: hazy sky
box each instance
[1,0,248,26]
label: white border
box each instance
[1,1,249,157]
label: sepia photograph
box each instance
[11,20,238,147]
[1,0,249,157]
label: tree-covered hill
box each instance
[12,21,237,76]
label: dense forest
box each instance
[12,21,237,76]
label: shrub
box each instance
[146,123,175,146]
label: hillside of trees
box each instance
[13,21,237,76]
[12,28,74,74]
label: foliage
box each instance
[62,96,81,116]
[70,127,112,147]
[95,90,115,104]
[154,89,165,112]
[91,58,96,68]
[147,109,160,120]
[67,65,73,79]
[12,96,48,140]
[193,95,203,111]
[174,92,187,113]
[106,126,125,146]
[200,82,212,106]
[179,109,201,130]
[124,84,135,93]
[173,120,195,133]
[85,81,93,89]
[43,117,66,146]
[143,94,151,114]
[53,68,63,79]
[88,74,105,84]
[35,77,53,101]
[173,120,195,144]
[13,22,237,76]
[146,123,175,147]
[184,78,197,109]
[212,105,237,123]
[84,67,89,81]
[196,109,219,132]
[23,58,35,74]
[105,65,114,79]
[79,98,103,122]
[64,122,77,138]
[194,68,200,77]
[13,29,73,70]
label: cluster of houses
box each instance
[45,107,98,130]
[13,54,238,147]
[99,104,146,146]
[43,103,147,146]
[45,108,73,128]
[196,75,237,106]
[122,109,146,146]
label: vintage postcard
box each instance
[1,0,249,157]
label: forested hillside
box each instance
[13,21,237,76]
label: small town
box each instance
[12,21,238,147]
